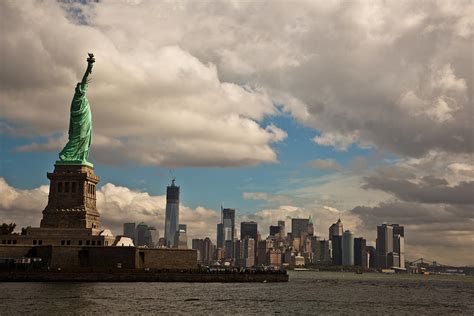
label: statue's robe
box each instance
[58,83,92,163]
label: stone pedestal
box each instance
[40,164,101,230]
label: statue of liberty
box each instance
[57,53,95,167]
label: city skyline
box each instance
[1,1,473,266]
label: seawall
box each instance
[0,271,289,282]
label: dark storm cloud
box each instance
[352,201,473,229]
[363,174,474,205]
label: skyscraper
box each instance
[216,223,224,249]
[376,224,394,268]
[292,218,309,239]
[354,237,367,268]
[331,235,342,265]
[123,222,136,242]
[241,221,258,241]
[366,246,376,268]
[222,208,235,259]
[243,238,255,267]
[269,225,281,237]
[147,226,159,248]
[319,239,332,262]
[202,237,214,264]
[329,218,343,241]
[342,230,354,266]
[173,224,187,249]
[192,238,204,262]
[165,179,179,248]
[329,219,343,265]
[277,220,286,237]
[136,222,148,246]
[394,234,405,268]
[392,224,405,237]
[307,216,314,236]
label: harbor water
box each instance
[1,271,473,314]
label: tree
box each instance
[21,226,31,235]
[0,223,16,235]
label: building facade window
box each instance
[91,240,96,246]
[72,182,77,193]
[66,240,71,245]
[58,182,63,193]
[33,240,37,245]
[65,182,70,193]
[38,240,43,245]
[61,240,65,245]
[78,240,83,246]
[86,240,90,245]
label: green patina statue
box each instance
[57,53,96,167]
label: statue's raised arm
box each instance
[57,53,96,167]
[81,53,95,85]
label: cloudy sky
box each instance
[0,0,472,265]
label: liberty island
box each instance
[0,54,287,283]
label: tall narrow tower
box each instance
[222,208,235,259]
[165,178,180,248]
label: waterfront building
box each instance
[165,179,180,248]
[245,238,256,267]
[329,218,343,241]
[202,237,214,264]
[331,235,342,265]
[257,239,273,266]
[376,224,394,268]
[234,239,244,265]
[295,254,305,267]
[388,252,400,268]
[192,238,214,264]
[354,237,367,268]
[123,223,136,242]
[267,249,282,267]
[283,248,295,265]
[342,230,354,266]
[318,239,332,263]
[394,234,405,268]
[366,246,376,268]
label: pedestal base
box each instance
[40,164,100,230]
